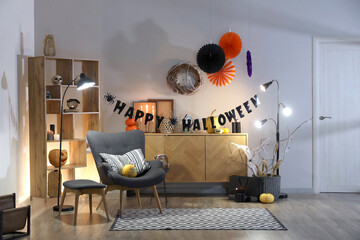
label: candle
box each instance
[145,104,148,114]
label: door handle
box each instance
[319,116,332,120]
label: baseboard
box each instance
[280,188,314,194]
[17,193,31,206]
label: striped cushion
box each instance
[100,149,151,175]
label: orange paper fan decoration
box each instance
[207,59,236,87]
[219,32,242,59]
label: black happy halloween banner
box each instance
[110,95,260,131]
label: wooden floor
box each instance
[14,192,360,240]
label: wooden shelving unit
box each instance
[28,56,101,198]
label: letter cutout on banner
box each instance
[225,109,236,122]
[144,113,154,125]
[183,119,192,131]
[250,95,260,108]
[210,117,216,129]
[218,114,226,125]
[236,105,245,118]
[193,119,201,131]
[124,107,134,119]
[134,110,145,121]
[156,116,164,128]
[244,101,252,114]
[202,118,208,131]
[107,94,261,131]
[113,100,127,114]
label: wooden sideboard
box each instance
[145,133,248,182]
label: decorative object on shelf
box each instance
[182,114,193,132]
[50,124,55,133]
[153,154,169,170]
[196,43,226,74]
[43,34,56,56]
[48,149,68,167]
[125,118,138,131]
[167,63,202,95]
[47,130,54,140]
[259,193,275,203]
[222,128,230,134]
[104,92,116,105]
[46,90,51,99]
[54,134,60,140]
[52,73,95,213]
[207,59,235,87]
[246,50,252,77]
[219,32,242,59]
[215,128,223,134]
[64,98,80,112]
[48,170,60,197]
[133,101,157,132]
[122,164,137,178]
[159,111,175,134]
[206,109,221,133]
[232,119,241,133]
[51,75,63,85]
[148,99,174,132]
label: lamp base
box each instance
[279,192,288,199]
[53,205,74,212]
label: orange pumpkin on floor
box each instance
[259,193,275,203]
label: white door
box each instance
[313,37,360,193]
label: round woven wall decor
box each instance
[167,63,202,95]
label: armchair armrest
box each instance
[148,160,163,169]
[97,162,117,185]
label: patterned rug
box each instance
[110,208,287,231]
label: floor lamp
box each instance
[259,80,291,199]
[53,73,95,212]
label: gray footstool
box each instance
[58,180,110,225]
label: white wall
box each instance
[0,0,34,200]
[34,0,360,191]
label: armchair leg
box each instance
[119,187,123,218]
[135,189,141,207]
[89,194,92,215]
[100,189,110,222]
[96,186,109,210]
[152,185,163,214]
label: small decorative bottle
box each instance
[43,35,56,56]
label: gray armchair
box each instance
[86,130,165,217]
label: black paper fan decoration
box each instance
[196,43,226,74]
